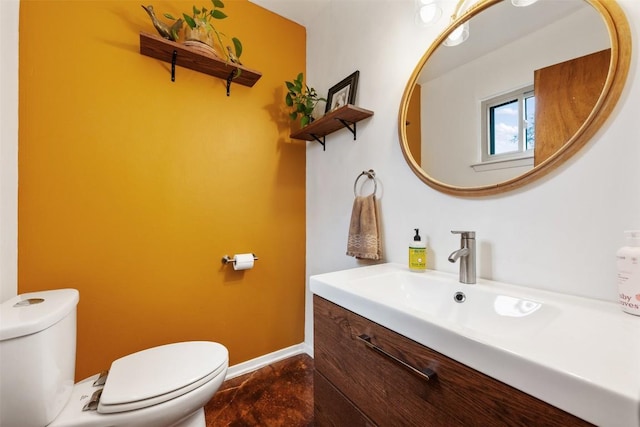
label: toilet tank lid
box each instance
[0,289,79,341]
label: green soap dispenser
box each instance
[409,228,426,272]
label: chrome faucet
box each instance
[448,231,476,284]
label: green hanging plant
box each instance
[285,73,326,127]
[163,0,243,65]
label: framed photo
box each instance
[325,71,360,113]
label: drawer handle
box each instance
[357,334,437,382]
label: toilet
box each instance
[0,289,228,427]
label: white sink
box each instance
[310,263,640,427]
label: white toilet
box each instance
[0,289,228,427]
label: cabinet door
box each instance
[534,49,610,166]
[314,296,591,427]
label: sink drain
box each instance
[453,291,466,303]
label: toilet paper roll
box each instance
[233,253,254,271]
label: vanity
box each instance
[310,264,640,426]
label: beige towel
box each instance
[346,194,381,260]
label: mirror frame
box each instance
[399,0,631,197]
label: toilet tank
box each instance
[0,289,79,427]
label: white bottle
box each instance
[616,230,640,316]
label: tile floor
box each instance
[204,353,314,426]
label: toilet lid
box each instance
[98,341,228,414]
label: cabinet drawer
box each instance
[314,295,591,426]
[314,370,375,427]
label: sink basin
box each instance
[310,263,640,427]
[350,270,551,336]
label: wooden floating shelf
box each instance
[139,32,262,88]
[290,104,374,150]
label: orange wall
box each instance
[18,0,306,380]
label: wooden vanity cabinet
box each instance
[313,296,591,426]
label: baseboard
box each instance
[226,342,313,380]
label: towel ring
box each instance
[353,169,377,197]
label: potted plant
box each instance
[285,73,326,127]
[163,0,243,64]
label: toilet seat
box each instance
[98,341,228,414]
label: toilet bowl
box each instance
[0,289,228,427]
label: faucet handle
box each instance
[451,230,475,239]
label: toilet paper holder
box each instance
[221,254,259,265]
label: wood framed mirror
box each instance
[399,0,631,197]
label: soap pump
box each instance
[409,228,426,272]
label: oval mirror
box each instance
[399,0,631,197]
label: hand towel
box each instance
[346,194,381,260]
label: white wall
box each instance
[305,0,640,347]
[0,0,19,303]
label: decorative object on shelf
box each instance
[163,0,243,64]
[285,72,326,128]
[288,71,371,150]
[325,70,359,113]
[226,46,242,65]
[141,5,183,42]
[141,1,242,65]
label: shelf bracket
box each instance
[310,134,326,151]
[338,119,358,140]
[171,50,177,82]
[226,70,237,96]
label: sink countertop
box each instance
[310,263,640,427]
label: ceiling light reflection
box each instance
[493,295,542,317]
[443,21,469,47]
[511,0,540,7]
[416,1,443,26]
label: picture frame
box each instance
[325,70,360,113]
